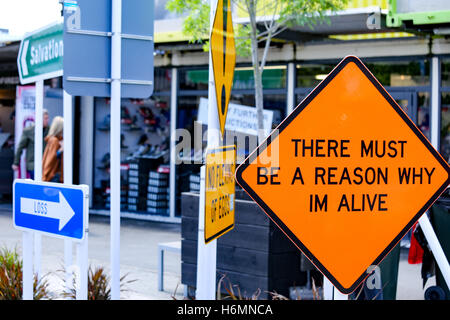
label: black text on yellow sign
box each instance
[211,0,236,138]
[205,145,236,244]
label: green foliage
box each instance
[234,24,252,57]
[166,0,210,44]
[166,0,348,138]
[276,0,346,29]
[0,247,51,300]
[166,0,348,58]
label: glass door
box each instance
[388,91,417,125]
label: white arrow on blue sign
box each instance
[13,180,88,241]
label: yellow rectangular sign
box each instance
[205,145,236,243]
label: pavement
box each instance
[0,202,438,300]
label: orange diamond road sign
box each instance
[205,145,236,243]
[211,0,236,137]
[235,56,450,294]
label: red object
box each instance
[408,223,424,264]
[157,165,170,174]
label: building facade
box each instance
[0,0,449,223]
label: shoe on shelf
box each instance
[126,115,141,131]
[121,106,133,125]
[139,106,157,126]
[97,152,110,170]
[121,134,128,149]
[131,98,144,105]
[98,114,110,131]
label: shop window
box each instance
[418,92,430,140]
[179,66,287,91]
[154,68,172,93]
[442,59,450,88]
[179,69,209,91]
[296,63,335,88]
[233,66,287,90]
[366,60,429,87]
[92,96,171,216]
[174,95,207,216]
[296,59,430,88]
[441,92,450,163]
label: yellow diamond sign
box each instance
[211,0,236,137]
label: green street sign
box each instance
[17,22,63,84]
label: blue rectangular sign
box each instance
[63,0,154,98]
[13,180,88,241]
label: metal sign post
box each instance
[196,0,236,300]
[17,18,90,299]
[63,0,154,299]
[196,1,219,300]
[63,90,74,296]
[110,0,122,300]
[33,79,44,284]
[17,21,64,300]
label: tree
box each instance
[167,0,348,142]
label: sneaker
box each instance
[139,107,157,126]
[97,152,110,169]
[121,106,133,125]
[155,101,168,109]
[131,98,144,105]
[126,115,141,131]
[98,114,110,131]
[121,134,128,149]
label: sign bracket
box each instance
[66,76,153,86]
[66,28,153,42]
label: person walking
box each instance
[42,116,64,182]
[12,109,50,179]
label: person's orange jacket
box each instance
[42,135,63,182]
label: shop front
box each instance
[0,42,18,199]
[2,23,448,225]
[82,36,450,224]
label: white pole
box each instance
[32,79,44,292]
[33,234,42,280]
[169,68,177,219]
[34,80,44,279]
[79,96,95,208]
[110,0,122,300]
[418,56,450,289]
[286,62,295,115]
[195,166,217,300]
[22,231,34,300]
[63,90,73,185]
[63,90,78,297]
[418,215,450,287]
[195,0,219,300]
[333,287,348,300]
[76,234,89,300]
[34,80,44,181]
[430,56,440,148]
[206,0,221,149]
[80,190,90,300]
[323,277,333,300]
